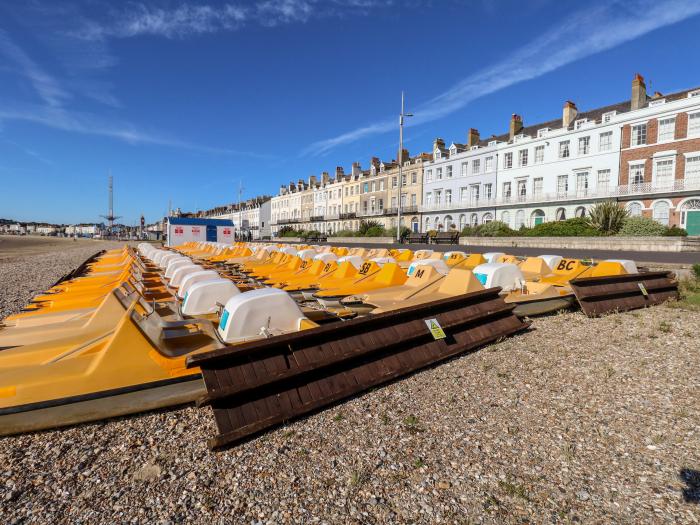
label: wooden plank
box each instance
[190,289,529,449]
[570,271,678,317]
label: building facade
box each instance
[421,74,700,234]
[202,196,272,239]
[618,77,700,233]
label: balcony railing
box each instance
[339,212,357,220]
[419,177,700,211]
[421,199,496,212]
[310,215,325,222]
[384,205,419,215]
[358,209,385,217]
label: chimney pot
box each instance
[509,114,524,139]
[562,100,578,128]
[467,128,480,147]
[631,73,647,110]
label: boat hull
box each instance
[0,375,204,436]
[511,295,576,317]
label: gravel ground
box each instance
[1,241,698,524]
[0,236,127,320]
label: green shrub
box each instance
[618,216,667,236]
[385,226,411,240]
[523,217,600,237]
[278,226,302,238]
[365,226,386,237]
[358,219,382,235]
[476,220,519,237]
[332,229,357,237]
[588,200,629,235]
[692,264,700,281]
[664,225,688,237]
[460,225,476,236]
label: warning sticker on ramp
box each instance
[424,318,446,340]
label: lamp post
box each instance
[396,91,413,242]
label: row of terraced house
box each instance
[264,74,700,237]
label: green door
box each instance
[686,211,700,236]
[534,216,544,226]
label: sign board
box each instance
[217,226,234,243]
[638,282,649,297]
[424,318,446,340]
[167,218,234,246]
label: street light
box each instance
[397,91,413,242]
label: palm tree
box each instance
[588,200,629,235]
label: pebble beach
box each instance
[1,237,698,524]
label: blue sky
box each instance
[1,0,700,225]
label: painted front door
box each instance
[534,216,544,226]
[686,211,700,236]
[206,224,217,242]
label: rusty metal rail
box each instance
[570,271,678,317]
[186,288,530,450]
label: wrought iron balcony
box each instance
[419,177,700,212]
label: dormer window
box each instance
[449,145,457,156]
[602,111,617,123]
[537,128,550,138]
[434,149,442,159]
[689,90,700,98]
[648,98,666,107]
[470,145,480,151]
[574,119,588,130]
[514,134,526,142]
[488,140,497,147]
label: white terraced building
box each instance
[421,74,700,234]
[202,197,272,239]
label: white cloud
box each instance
[0,29,70,107]
[0,103,271,158]
[305,0,700,155]
[73,0,401,40]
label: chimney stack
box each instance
[562,100,578,128]
[631,73,647,110]
[321,171,330,184]
[467,128,480,147]
[335,166,344,181]
[398,148,410,163]
[309,175,318,186]
[509,114,523,140]
[370,157,380,171]
[432,138,446,151]
[351,162,361,177]
[297,179,305,190]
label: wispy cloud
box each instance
[0,29,70,107]
[73,0,400,40]
[304,0,700,156]
[0,21,268,158]
[1,138,53,165]
[0,103,272,158]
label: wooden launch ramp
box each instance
[186,288,530,450]
[570,271,679,317]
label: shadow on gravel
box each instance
[680,468,700,503]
